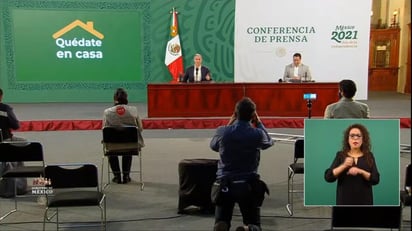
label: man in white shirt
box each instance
[283,53,312,83]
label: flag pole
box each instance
[165,7,184,83]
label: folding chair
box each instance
[400,163,411,230]
[43,163,106,231]
[286,138,304,216]
[177,158,218,214]
[0,142,45,221]
[400,163,411,206]
[101,126,143,190]
[331,206,402,230]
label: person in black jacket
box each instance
[324,123,380,205]
[182,54,212,83]
[0,88,24,142]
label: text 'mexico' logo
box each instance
[32,177,53,195]
[330,25,359,48]
[53,20,104,59]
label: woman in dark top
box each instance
[324,123,380,205]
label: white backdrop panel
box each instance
[235,0,372,99]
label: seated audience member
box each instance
[0,88,28,198]
[103,88,144,184]
[324,79,370,119]
[182,53,212,83]
[0,88,25,142]
[283,53,312,83]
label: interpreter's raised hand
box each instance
[343,157,354,168]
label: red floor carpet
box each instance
[17,117,411,131]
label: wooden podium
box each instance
[147,82,339,118]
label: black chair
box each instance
[0,142,45,221]
[178,159,218,214]
[43,163,106,231]
[400,163,411,207]
[399,163,412,231]
[286,138,304,216]
[101,126,143,190]
[331,206,402,230]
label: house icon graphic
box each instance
[52,20,104,39]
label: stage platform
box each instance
[12,91,412,131]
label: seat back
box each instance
[405,163,412,191]
[103,126,138,143]
[102,126,140,154]
[0,142,43,162]
[294,139,304,161]
[45,164,99,189]
[331,206,401,229]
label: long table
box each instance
[147,82,339,117]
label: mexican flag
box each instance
[164,8,184,82]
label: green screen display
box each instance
[12,9,143,83]
[304,119,400,206]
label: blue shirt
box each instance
[210,120,274,180]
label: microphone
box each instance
[304,72,307,82]
[195,68,199,82]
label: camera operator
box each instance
[210,97,274,231]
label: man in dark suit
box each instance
[0,88,25,142]
[182,54,212,83]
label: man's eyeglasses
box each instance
[349,134,362,139]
